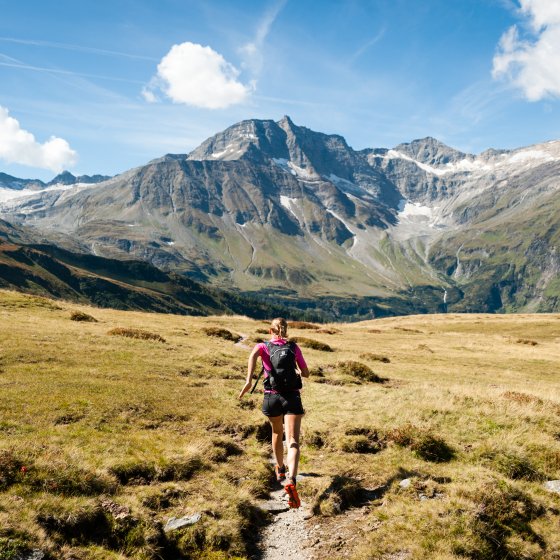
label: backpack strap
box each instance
[250,366,264,394]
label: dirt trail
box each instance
[256,458,314,560]
[258,482,312,560]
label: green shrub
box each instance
[291,337,333,352]
[305,430,327,449]
[0,450,25,491]
[70,310,97,322]
[109,461,157,485]
[457,482,546,559]
[29,463,117,496]
[312,475,365,516]
[481,449,543,481]
[0,533,34,560]
[388,423,454,462]
[359,352,391,363]
[337,361,384,382]
[202,327,242,343]
[289,321,320,330]
[157,455,205,481]
[108,327,166,343]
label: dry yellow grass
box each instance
[1,291,559,559]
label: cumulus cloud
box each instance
[144,42,251,109]
[0,106,77,172]
[493,0,560,100]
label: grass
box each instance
[1,290,560,559]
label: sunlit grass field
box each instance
[0,289,559,560]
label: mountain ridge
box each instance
[1,116,559,317]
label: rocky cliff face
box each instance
[1,118,559,315]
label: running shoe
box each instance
[284,481,300,508]
[275,464,287,482]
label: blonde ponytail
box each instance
[270,317,288,339]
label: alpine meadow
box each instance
[0,290,559,559]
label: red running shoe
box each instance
[285,481,300,508]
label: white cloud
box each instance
[0,106,77,172]
[144,42,251,109]
[493,0,560,100]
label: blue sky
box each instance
[1,0,559,180]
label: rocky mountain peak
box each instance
[187,118,287,162]
[49,171,77,185]
[47,171,111,186]
[394,137,470,166]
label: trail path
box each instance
[256,459,314,560]
[235,332,251,349]
[255,458,388,560]
[258,481,312,560]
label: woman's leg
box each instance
[284,414,303,480]
[269,415,285,468]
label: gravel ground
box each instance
[259,480,313,560]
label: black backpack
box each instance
[264,341,302,391]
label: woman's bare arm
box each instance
[238,346,260,399]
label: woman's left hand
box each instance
[238,381,252,399]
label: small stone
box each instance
[544,480,560,494]
[164,513,202,532]
[258,501,290,514]
[18,551,45,560]
[399,478,411,488]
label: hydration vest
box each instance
[264,341,302,391]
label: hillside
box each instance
[1,289,559,559]
[0,220,311,320]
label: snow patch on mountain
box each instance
[0,187,37,203]
[209,144,234,158]
[273,158,320,181]
[373,142,560,179]
[280,195,298,217]
[398,200,433,220]
[0,182,95,212]
[373,150,450,176]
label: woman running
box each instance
[238,318,309,508]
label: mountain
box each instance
[1,117,559,317]
[0,172,45,191]
[47,171,112,186]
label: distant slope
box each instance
[0,221,307,318]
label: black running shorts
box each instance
[262,391,305,417]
